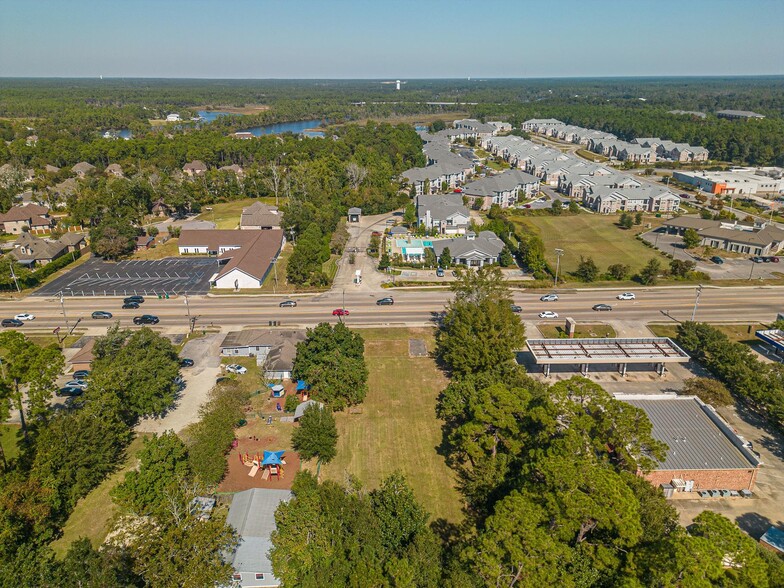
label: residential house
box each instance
[226,488,292,588]
[219,164,244,176]
[233,131,255,140]
[9,233,68,267]
[663,216,784,256]
[104,163,124,178]
[240,202,281,230]
[220,329,306,379]
[177,229,285,289]
[59,232,86,253]
[71,162,96,178]
[431,230,505,267]
[166,113,181,122]
[69,339,95,374]
[461,169,540,209]
[151,199,172,218]
[183,160,207,177]
[44,165,60,174]
[135,235,154,251]
[0,204,52,234]
[416,193,470,235]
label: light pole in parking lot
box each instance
[554,248,564,288]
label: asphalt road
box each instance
[2,286,783,333]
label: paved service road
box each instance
[2,286,783,333]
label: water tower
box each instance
[396,80,401,91]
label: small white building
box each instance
[166,113,181,122]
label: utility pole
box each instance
[691,285,703,322]
[554,248,564,288]
[184,294,191,331]
[748,260,756,281]
[59,292,70,331]
[9,263,20,293]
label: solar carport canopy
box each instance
[526,337,690,365]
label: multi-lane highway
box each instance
[1,285,782,333]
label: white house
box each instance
[166,113,181,122]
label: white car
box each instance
[540,294,559,302]
[539,311,559,319]
[225,364,247,375]
[617,292,636,300]
[14,313,35,321]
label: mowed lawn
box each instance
[318,328,463,524]
[511,214,662,275]
[194,197,279,229]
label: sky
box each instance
[1,0,783,79]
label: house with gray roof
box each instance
[462,169,540,209]
[432,231,505,267]
[183,160,208,177]
[717,110,765,120]
[617,394,760,494]
[226,488,292,587]
[9,233,69,267]
[583,186,680,214]
[402,162,468,196]
[417,193,470,235]
[520,118,563,131]
[71,161,96,178]
[220,329,306,379]
[241,202,281,230]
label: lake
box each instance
[241,119,326,137]
[197,110,236,122]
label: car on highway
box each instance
[332,308,349,316]
[376,297,394,306]
[616,292,636,300]
[14,313,35,321]
[91,311,113,319]
[592,304,613,311]
[179,358,194,368]
[225,364,247,375]
[538,311,559,319]
[436,267,445,277]
[133,315,159,325]
[58,386,84,397]
[279,300,297,308]
[122,302,140,309]
[73,370,91,379]
[540,294,559,302]
[124,295,144,304]
[1,318,23,328]
[65,379,88,389]
[510,304,523,313]
[710,256,724,264]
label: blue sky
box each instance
[1,0,783,78]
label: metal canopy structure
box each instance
[526,337,690,377]
[756,329,784,354]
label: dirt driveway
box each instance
[136,333,222,434]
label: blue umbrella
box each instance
[262,450,285,466]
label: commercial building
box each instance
[755,329,784,357]
[673,170,784,195]
[616,394,761,495]
[663,216,784,256]
[226,488,292,587]
[240,202,282,230]
[716,110,765,120]
[431,230,505,267]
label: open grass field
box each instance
[318,328,463,524]
[0,424,21,462]
[50,434,150,556]
[648,322,768,345]
[132,237,180,260]
[536,323,617,339]
[510,214,665,275]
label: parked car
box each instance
[1,319,23,328]
[279,300,297,308]
[225,364,247,375]
[133,315,159,325]
[751,256,765,263]
[73,370,91,379]
[376,297,394,306]
[510,304,523,313]
[453,188,463,193]
[540,294,559,302]
[524,204,532,209]
[122,302,140,309]
[332,308,349,316]
[710,256,724,264]
[616,292,636,300]
[592,304,613,311]
[179,358,194,368]
[65,380,88,389]
[768,256,780,263]
[14,313,35,321]
[91,310,113,319]
[124,295,144,304]
[436,267,445,277]
[538,311,559,319]
[57,386,84,397]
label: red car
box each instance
[332,308,349,316]
[453,188,463,193]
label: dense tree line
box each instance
[676,321,784,431]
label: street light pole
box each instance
[554,248,564,288]
[748,260,756,281]
[59,292,70,331]
[184,294,192,332]
[691,285,703,322]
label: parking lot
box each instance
[35,257,218,297]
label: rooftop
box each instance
[616,394,761,471]
[526,337,690,365]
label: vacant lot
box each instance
[0,424,21,462]
[194,198,279,230]
[318,328,463,524]
[511,214,664,275]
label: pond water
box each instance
[241,119,326,137]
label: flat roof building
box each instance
[716,109,765,120]
[616,394,761,495]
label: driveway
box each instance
[136,333,222,434]
[333,211,402,291]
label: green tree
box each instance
[634,211,644,225]
[550,199,562,215]
[637,258,661,285]
[574,256,599,282]
[370,473,429,556]
[378,249,391,270]
[113,431,190,517]
[498,247,514,267]
[619,212,634,229]
[423,246,437,267]
[403,203,417,226]
[90,217,139,260]
[440,246,452,268]
[669,258,696,278]
[682,228,702,249]
[291,404,338,475]
[568,201,580,214]
[607,263,630,280]
[57,538,137,587]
